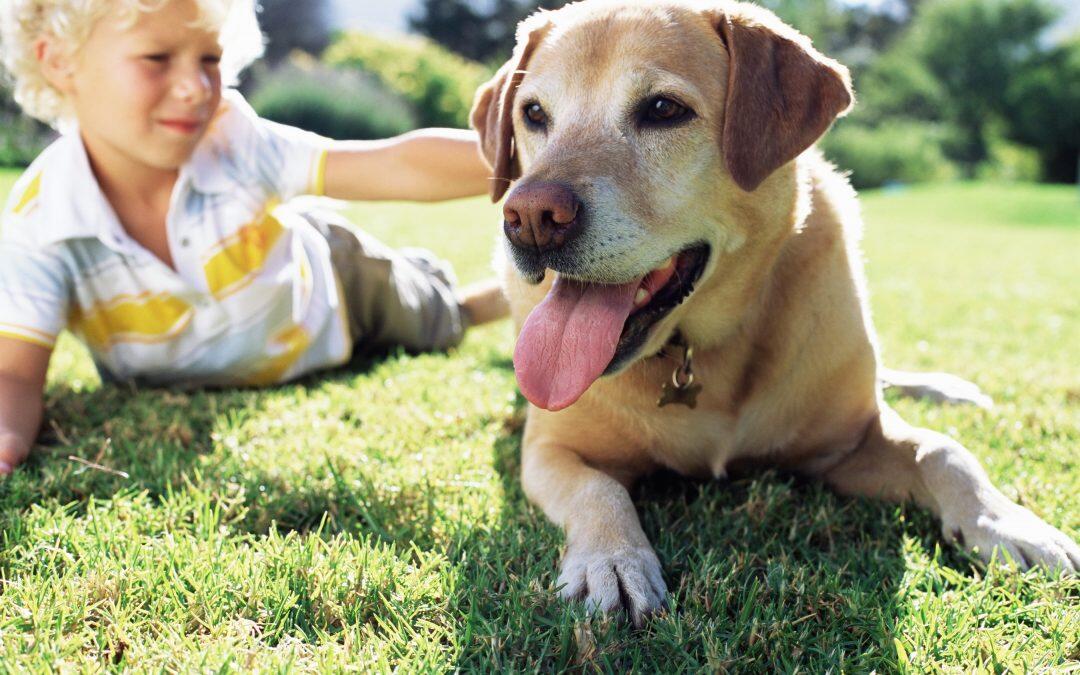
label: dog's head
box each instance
[471,0,852,411]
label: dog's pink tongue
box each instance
[514,275,642,411]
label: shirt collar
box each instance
[34,130,128,251]
[184,91,241,195]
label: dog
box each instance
[470,0,1080,624]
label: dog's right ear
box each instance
[470,18,551,203]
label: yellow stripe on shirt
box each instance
[203,205,285,299]
[0,326,55,350]
[312,149,328,196]
[13,172,42,215]
[243,324,311,386]
[71,292,193,350]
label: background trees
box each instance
[404,0,1080,185]
[1,0,1076,185]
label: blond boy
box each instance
[0,0,508,474]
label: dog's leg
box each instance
[879,367,994,409]
[822,407,1079,572]
[522,440,667,624]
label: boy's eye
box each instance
[202,55,222,66]
[143,54,170,63]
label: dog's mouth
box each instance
[514,243,710,411]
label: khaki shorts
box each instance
[310,212,466,356]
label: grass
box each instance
[0,172,1078,671]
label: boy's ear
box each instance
[35,36,76,95]
[469,17,551,203]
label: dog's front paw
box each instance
[944,499,1080,573]
[557,544,667,626]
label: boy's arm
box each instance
[322,129,492,202]
[0,337,50,474]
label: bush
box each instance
[821,120,957,189]
[1003,37,1080,183]
[975,133,1042,182]
[324,32,492,129]
[249,60,418,140]
[0,82,53,167]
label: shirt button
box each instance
[180,237,191,247]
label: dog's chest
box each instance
[590,372,747,478]
[645,412,738,478]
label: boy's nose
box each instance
[174,69,215,104]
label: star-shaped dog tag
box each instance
[658,380,703,409]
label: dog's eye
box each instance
[643,97,692,125]
[523,102,548,128]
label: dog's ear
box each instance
[710,8,853,192]
[470,18,551,202]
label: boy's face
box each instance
[63,0,224,174]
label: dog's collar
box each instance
[656,332,702,409]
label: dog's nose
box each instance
[503,182,581,253]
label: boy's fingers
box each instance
[0,434,30,475]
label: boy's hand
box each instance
[0,432,30,475]
[324,129,492,203]
[0,336,51,476]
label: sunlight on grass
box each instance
[1,170,1078,670]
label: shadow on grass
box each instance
[1,362,975,671]
[0,350,391,520]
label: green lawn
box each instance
[0,172,1078,671]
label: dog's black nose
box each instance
[503,182,582,253]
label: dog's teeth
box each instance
[635,288,649,306]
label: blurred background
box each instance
[1,0,1078,190]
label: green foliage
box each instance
[0,115,50,168]
[1004,37,1080,182]
[899,0,1060,172]
[822,120,957,189]
[975,133,1043,182]
[249,62,418,140]
[0,81,52,168]
[852,49,947,125]
[324,32,492,129]
[409,0,570,63]
[0,172,1078,669]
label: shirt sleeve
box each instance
[219,89,331,201]
[0,241,70,350]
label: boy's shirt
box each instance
[0,90,353,386]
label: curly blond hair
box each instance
[0,0,264,125]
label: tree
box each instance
[905,0,1059,174]
[407,0,567,63]
[1004,37,1080,182]
[257,0,334,64]
[410,0,911,69]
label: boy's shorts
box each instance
[307,211,466,356]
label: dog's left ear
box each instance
[470,17,551,202]
[709,7,854,192]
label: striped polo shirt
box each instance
[0,90,352,387]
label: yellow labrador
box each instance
[471,0,1079,623]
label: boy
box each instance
[0,0,508,474]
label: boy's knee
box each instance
[333,230,465,354]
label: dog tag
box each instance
[658,380,702,409]
[656,336,702,409]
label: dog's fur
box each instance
[471,0,1079,623]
